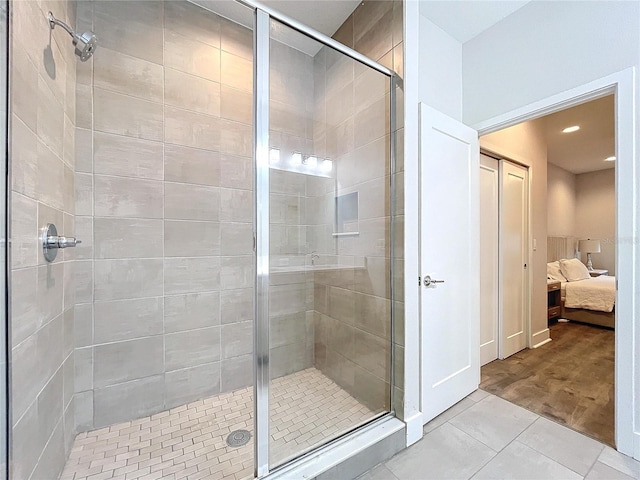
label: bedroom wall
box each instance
[547,163,576,238]
[480,119,548,347]
[576,169,615,275]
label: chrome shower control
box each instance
[42,223,82,262]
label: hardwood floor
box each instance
[480,321,614,446]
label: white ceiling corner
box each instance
[261,0,361,38]
[192,0,361,56]
[419,0,531,43]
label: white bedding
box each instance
[564,275,616,312]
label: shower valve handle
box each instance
[41,223,81,262]
[47,235,82,249]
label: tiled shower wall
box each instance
[73,1,317,431]
[268,35,317,379]
[312,0,405,413]
[8,2,404,478]
[73,0,255,430]
[10,1,78,478]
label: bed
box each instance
[547,236,615,329]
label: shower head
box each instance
[73,31,98,62]
[48,12,97,62]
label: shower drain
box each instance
[226,429,252,447]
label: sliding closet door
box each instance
[499,161,529,359]
[480,154,499,366]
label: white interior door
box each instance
[420,103,480,423]
[499,160,529,359]
[479,154,499,366]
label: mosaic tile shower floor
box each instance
[61,368,373,480]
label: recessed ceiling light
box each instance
[605,156,616,162]
[562,125,580,133]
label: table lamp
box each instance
[578,239,601,271]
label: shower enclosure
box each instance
[7,0,400,478]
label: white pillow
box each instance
[559,258,591,282]
[547,261,566,282]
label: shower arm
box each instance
[48,12,76,40]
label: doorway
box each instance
[478,95,617,446]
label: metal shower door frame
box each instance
[247,2,397,476]
[253,7,270,478]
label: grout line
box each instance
[583,444,606,479]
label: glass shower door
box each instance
[263,15,393,469]
[0,2,7,477]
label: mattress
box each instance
[564,275,616,312]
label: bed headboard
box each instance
[547,236,576,262]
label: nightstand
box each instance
[547,280,561,322]
[589,269,609,277]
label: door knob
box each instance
[423,275,445,287]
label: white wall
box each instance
[462,1,640,126]
[547,163,576,237]
[462,0,639,457]
[400,4,464,445]
[418,13,462,120]
[575,169,616,275]
[401,0,423,445]
[547,164,616,274]
[480,120,548,348]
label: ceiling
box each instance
[261,0,361,37]
[193,0,360,56]
[262,0,532,46]
[419,1,531,43]
[196,1,535,56]
[541,95,615,175]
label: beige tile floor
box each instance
[359,391,640,480]
[61,368,373,480]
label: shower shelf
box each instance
[270,255,367,274]
[270,263,367,274]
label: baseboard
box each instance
[404,411,423,446]
[531,328,551,348]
